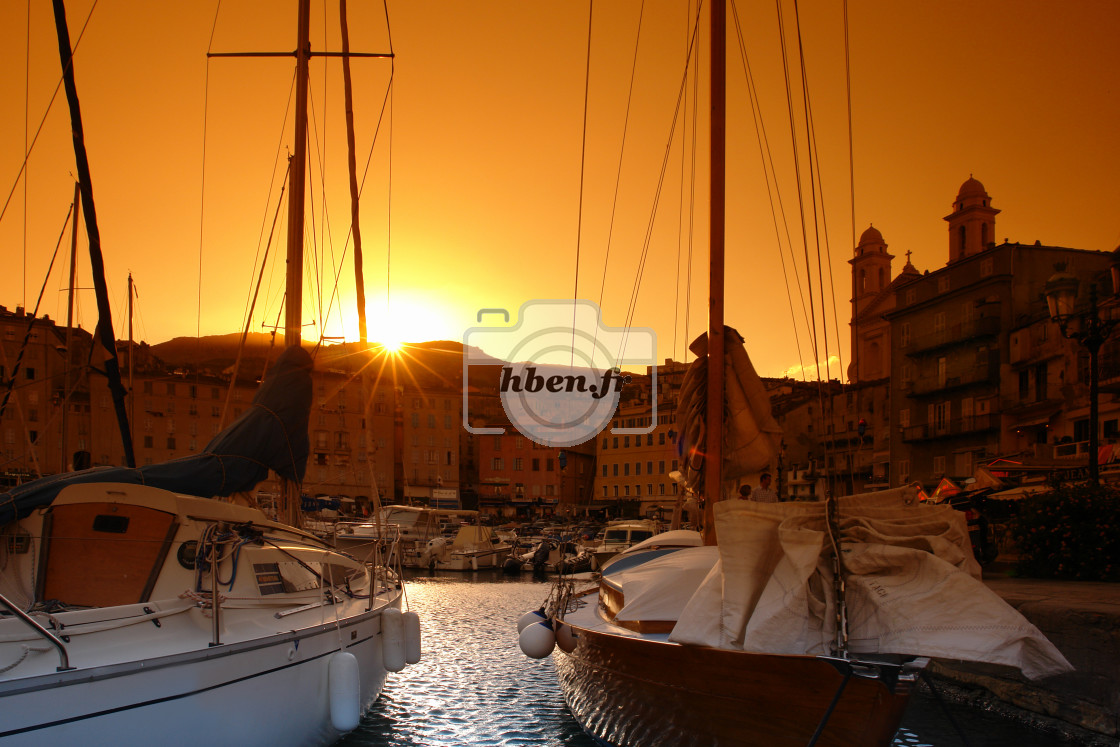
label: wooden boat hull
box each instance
[554,614,916,747]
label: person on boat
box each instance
[753,472,779,503]
[737,484,752,500]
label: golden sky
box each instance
[2,0,1118,380]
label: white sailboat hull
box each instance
[0,597,398,745]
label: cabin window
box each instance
[92,514,130,533]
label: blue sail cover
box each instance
[0,345,313,526]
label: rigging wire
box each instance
[570,0,595,364]
[617,4,704,362]
[682,0,700,362]
[0,0,98,230]
[730,0,809,379]
[592,0,646,326]
[775,0,820,385]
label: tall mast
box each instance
[62,180,79,473]
[51,0,135,468]
[284,0,311,349]
[339,0,384,535]
[702,0,726,544]
[128,273,135,445]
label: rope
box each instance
[0,643,52,674]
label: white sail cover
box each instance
[660,486,1072,680]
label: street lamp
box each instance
[1045,265,1120,484]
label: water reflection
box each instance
[337,569,1058,747]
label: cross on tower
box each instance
[905,250,913,263]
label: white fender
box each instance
[404,609,422,664]
[381,607,406,672]
[518,620,556,659]
[517,609,546,634]
[555,619,578,653]
[328,651,361,733]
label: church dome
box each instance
[856,225,885,255]
[956,176,988,201]
[859,225,884,245]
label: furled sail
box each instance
[662,487,1073,680]
[676,326,783,495]
[0,345,313,526]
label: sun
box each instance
[367,293,458,350]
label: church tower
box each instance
[848,225,894,382]
[944,176,999,262]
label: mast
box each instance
[62,181,79,473]
[702,0,726,544]
[276,0,312,528]
[128,273,135,445]
[284,0,311,349]
[51,0,135,468]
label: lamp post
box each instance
[1045,268,1120,484]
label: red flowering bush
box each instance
[1010,483,1119,581]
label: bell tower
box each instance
[945,176,999,261]
[848,225,893,382]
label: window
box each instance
[532,458,540,471]
[623,463,630,476]
[937,275,950,294]
[899,408,910,429]
[514,458,523,471]
[980,257,993,277]
[166,437,176,449]
[634,462,641,476]
[613,464,618,476]
[900,323,911,348]
[602,465,608,477]
[602,437,608,450]
[933,312,946,333]
[492,457,503,470]
[933,455,946,475]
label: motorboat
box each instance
[588,518,660,571]
[422,525,513,571]
[333,505,478,567]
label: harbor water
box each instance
[337,569,1064,747]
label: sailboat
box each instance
[519,2,1073,745]
[0,2,415,743]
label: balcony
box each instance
[905,316,1001,355]
[1000,384,1067,413]
[901,412,999,442]
[908,358,999,397]
[1009,329,1064,365]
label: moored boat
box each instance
[0,348,419,745]
[588,518,660,571]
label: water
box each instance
[337,570,1067,747]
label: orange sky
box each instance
[2,0,1118,380]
